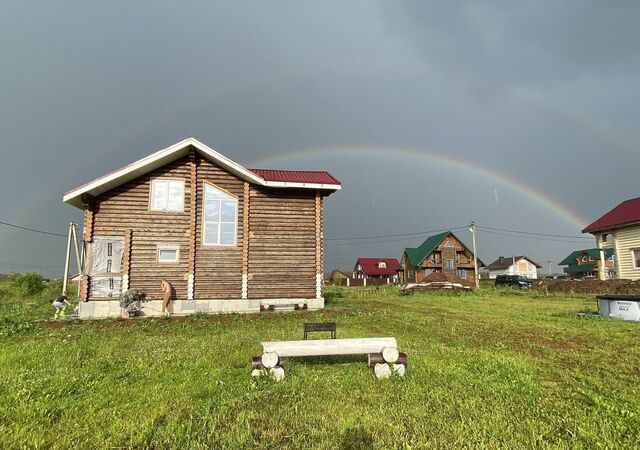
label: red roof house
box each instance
[582,196,640,281]
[582,196,640,233]
[353,258,401,280]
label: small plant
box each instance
[119,289,146,317]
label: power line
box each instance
[478,228,592,244]
[477,225,592,240]
[325,226,467,242]
[0,220,66,238]
[326,236,428,246]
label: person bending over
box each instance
[52,292,72,319]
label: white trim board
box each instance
[63,137,341,208]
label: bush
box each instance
[9,272,45,296]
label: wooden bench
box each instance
[304,322,336,340]
[251,337,407,380]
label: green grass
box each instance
[1,283,639,448]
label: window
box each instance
[444,241,454,248]
[431,254,438,263]
[601,234,609,243]
[425,268,433,276]
[457,269,466,278]
[455,253,460,262]
[582,255,589,263]
[445,259,454,269]
[633,249,640,269]
[150,179,184,212]
[203,183,237,246]
[157,244,179,263]
[378,261,387,269]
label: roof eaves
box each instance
[63,138,341,209]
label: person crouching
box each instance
[52,292,72,319]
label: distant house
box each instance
[328,270,350,285]
[583,196,640,280]
[400,231,483,287]
[559,249,615,280]
[353,258,401,283]
[486,256,542,279]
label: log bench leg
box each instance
[252,356,286,381]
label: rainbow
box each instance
[0,144,588,255]
[249,145,589,229]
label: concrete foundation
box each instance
[78,297,325,319]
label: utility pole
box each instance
[62,222,73,295]
[62,222,82,295]
[470,221,479,288]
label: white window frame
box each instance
[149,178,185,212]
[445,259,454,269]
[157,244,180,263]
[632,248,640,270]
[378,261,387,269]
[202,182,238,247]
[457,269,466,278]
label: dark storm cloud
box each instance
[382,1,640,84]
[0,1,638,276]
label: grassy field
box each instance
[1,282,639,449]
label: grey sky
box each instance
[1,1,638,276]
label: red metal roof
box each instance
[355,258,401,276]
[583,197,640,233]
[249,169,341,186]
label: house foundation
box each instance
[78,297,325,319]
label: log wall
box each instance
[91,157,192,300]
[88,148,326,302]
[248,187,317,299]
[193,157,244,299]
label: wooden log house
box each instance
[63,138,341,318]
[400,231,484,287]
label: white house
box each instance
[582,196,640,280]
[486,256,541,279]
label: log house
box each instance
[63,138,341,318]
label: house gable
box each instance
[63,138,341,208]
[404,231,483,268]
[559,248,614,266]
[487,256,542,271]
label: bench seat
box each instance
[262,337,397,358]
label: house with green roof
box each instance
[559,248,615,280]
[400,231,483,287]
